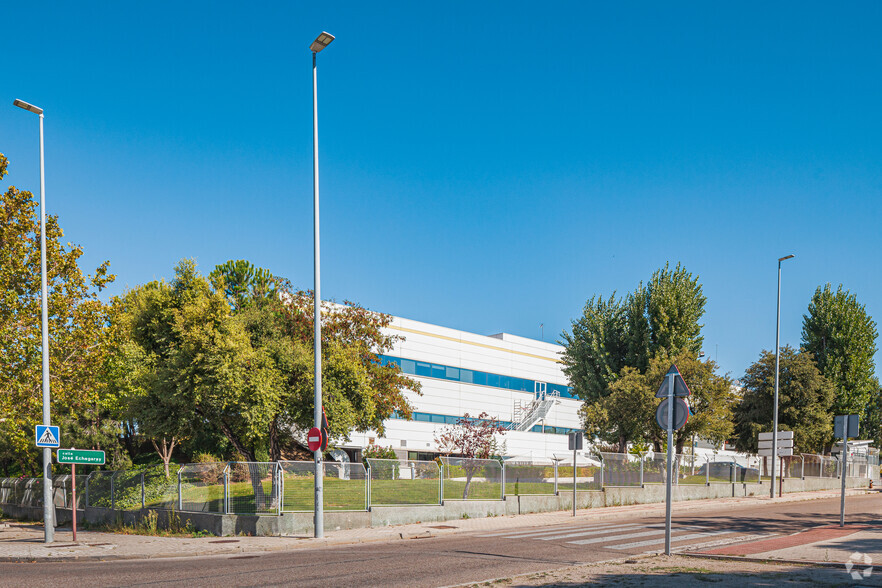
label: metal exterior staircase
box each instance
[507,383,560,432]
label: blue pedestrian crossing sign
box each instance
[35,425,60,448]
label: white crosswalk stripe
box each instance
[566,528,670,546]
[480,522,743,554]
[536,524,649,541]
[607,530,729,550]
[476,522,623,539]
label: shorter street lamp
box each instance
[771,254,795,498]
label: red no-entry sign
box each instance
[308,427,323,452]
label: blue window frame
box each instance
[378,354,574,398]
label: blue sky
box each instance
[2,2,881,380]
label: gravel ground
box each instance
[462,554,880,587]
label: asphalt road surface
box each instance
[3,494,881,587]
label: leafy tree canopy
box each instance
[801,283,879,424]
[562,262,706,405]
[113,259,420,463]
[732,346,835,454]
[0,154,118,474]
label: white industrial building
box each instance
[345,315,582,462]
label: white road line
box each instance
[608,530,730,550]
[566,528,667,546]
[535,524,647,541]
[476,522,623,538]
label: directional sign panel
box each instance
[758,431,794,441]
[758,447,794,457]
[655,365,692,398]
[758,439,794,450]
[35,425,60,448]
[57,449,105,465]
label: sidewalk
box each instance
[0,488,872,563]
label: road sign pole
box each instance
[71,463,77,542]
[840,428,848,527]
[665,370,674,555]
[572,444,576,517]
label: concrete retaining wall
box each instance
[3,476,869,537]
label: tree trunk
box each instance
[151,437,177,478]
[618,434,627,454]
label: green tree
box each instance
[563,263,714,449]
[582,352,734,454]
[732,346,835,454]
[562,263,706,405]
[580,367,655,453]
[0,154,117,474]
[801,284,879,427]
[645,353,734,454]
[631,262,707,368]
[116,260,421,467]
[209,259,276,311]
[561,294,629,404]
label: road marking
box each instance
[534,525,647,541]
[608,530,729,550]
[476,522,626,539]
[566,528,668,546]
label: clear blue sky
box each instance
[2,2,881,380]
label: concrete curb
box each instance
[682,552,859,570]
[0,529,441,563]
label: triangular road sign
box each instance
[655,364,692,398]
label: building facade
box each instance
[345,315,583,462]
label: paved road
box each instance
[3,494,880,587]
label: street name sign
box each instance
[56,449,105,465]
[35,425,60,448]
[758,431,794,441]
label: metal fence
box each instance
[279,461,368,512]
[845,454,868,479]
[2,450,873,516]
[53,474,85,509]
[802,454,840,479]
[441,457,504,500]
[642,453,668,485]
[85,470,116,508]
[504,460,557,495]
[226,462,280,514]
[0,478,42,507]
[599,453,643,487]
[178,463,226,513]
[367,458,441,505]
[556,460,602,492]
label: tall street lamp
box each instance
[311,30,334,539]
[13,98,53,542]
[771,254,795,498]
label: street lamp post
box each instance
[310,31,334,539]
[771,254,794,498]
[13,98,53,543]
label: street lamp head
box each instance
[778,254,795,262]
[310,32,335,53]
[13,99,43,115]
